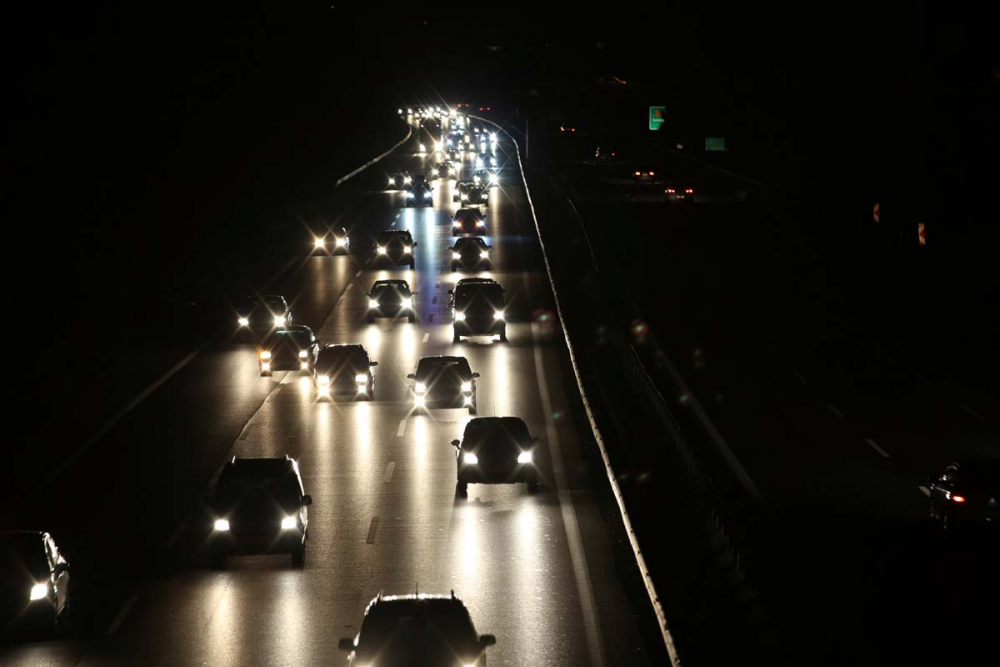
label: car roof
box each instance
[454,237,488,247]
[380,229,412,236]
[456,277,500,287]
[275,325,313,334]
[221,456,296,480]
[372,279,410,288]
[364,592,469,616]
[322,343,367,352]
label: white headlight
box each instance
[414,382,426,394]
[454,311,466,321]
[403,245,412,253]
[369,299,379,309]
[461,381,472,392]
[261,362,270,371]
[314,237,325,248]
[452,252,461,260]
[461,193,468,200]
[404,176,412,184]
[335,237,348,247]
[355,374,368,384]
[494,310,505,320]
[377,245,387,253]
[300,361,309,370]
[414,395,425,408]
[260,350,272,360]
[463,453,479,465]
[238,317,249,326]
[401,297,413,309]
[490,133,497,141]
[214,519,230,532]
[518,451,533,464]
[30,583,49,601]
[274,316,286,326]
[480,251,489,259]
[317,375,331,385]
[489,175,498,185]
[406,191,415,198]
[281,516,297,530]
[298,350,308,359]
[476,220,485,227]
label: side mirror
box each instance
[413,242,419,247]
[370,361,378,367]
[472,372,480,378]
[301,495,313,506]
[479,634,496,647]
[338,638,355,652]
[407,373,415,379]
[451,439,461,448]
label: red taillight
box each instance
[685,188,693,194]
[561,127,565,132]
[666,189,675,194]
[479,107,484,111]
[571,127,576,132]
[487,107,491,111]
[634,171,640,175]
[649,171,655,176]
[952,495,966,503]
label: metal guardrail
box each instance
[335,123,413,188]
[474,114,682,667]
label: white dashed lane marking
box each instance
[865,438,890,458]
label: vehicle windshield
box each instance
[454,286,504,310]
[243,296,286,312]
[415,357,472,380]
[317,346,369,371]
[455,238,486,250]
[463,418,530,453]
[371,282,411,298]
[358,601,477,659]
[378,231,411,245]
[269,330,311,348]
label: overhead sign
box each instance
[648,106,665,131]
[705,137,727,152]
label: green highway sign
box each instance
[705,136,727,151]
[648,106,665,131]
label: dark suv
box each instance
[314,343,377,400]
[453,417,540,495]
[339,592,496,666]
[408,355,479,413]
[450,278,507,343]
[208,456,312,567]
[450,237,491,271]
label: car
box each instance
[450,237,492,271]
[464,184,489,206]
[373,229,418,269]
[387,172,411,190]
[208,456,312,568]
[408,355,479,413]
[0,531,71,640]
[403,173,427,192]
[452,417,540,494]
[929,459,1000,533]
[405,182,433,207]
[471,168,489,185]
[432,161,453,180]
[312,225,350,254]
[449,277,507,343]
[314,343,377,400]
[257,325,319,377]
[338,592,496,666]
[595,145,617,160]
[446,147,461,161]
[235,295,293,335]
[453,180,475,202]
[632,168,657,186]
[452,208,487,236]
[367,279,417,323]
[665,182,695,203]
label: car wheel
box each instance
[210,550,226,569]
[469,404,477,415]
[453,333,461,343]
[260,370,272,377]
[409,315,415,323]
[409,261,415,269]
[366,389,374,401]
[291,545,306,568]
[451,263,458,271]
[367,314,375,324]
[456,481,468,496]
[499,329,508,343]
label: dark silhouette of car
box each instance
[408,355,479,413]
[314,343,377,400]
[665,182,695,203]
[373,229,418,269]
[450,237,491,271]
[452,417,540,495]
[388,172,411,190]
[449,278,507,343]
[929,459,1000,533]
[258,325,319,377]
[208,456,312,568]
[235,295,293,338]
[312,225,350,254]
[632,168,657,185]
[367,279,417,323]
[452,208,487,236]
[0,531,71,640]
[338,592,496,666]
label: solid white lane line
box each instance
[106,593,139,635]
[238,423,254,441]
[422,333,429,343]
[865,438,890,458]
[166,521,187,548]
[383,462,395,484]
[960,404,984,420]
[531,322,608,667]
[365,517,380,544]
[396,418,407,437]
[826,402,844,418]
[355,269,362,277]
[792,371,807,386]
[918,486,931,497]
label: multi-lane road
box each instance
[1,114,655,665]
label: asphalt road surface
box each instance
[1,115,653,665]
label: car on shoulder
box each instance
[373,229,418,269]
[665,182,695,203]
[452,208,487,236]
[208,456,312,568]
[408,355,479,413]
[367,279,417,323]
[632,168,657,186]
[453,417,540,495]
[338,592,496,666]
[0,531,71,640]
[312,225,350,254]
[258,325,319,376]
[929,459,1000,533]
[387,172,411,190]
[450,278,507,343]
[235,295,293,336]
[314,343,377,400]
[450,237,491,271]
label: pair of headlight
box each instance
[213,518,296,531]
[355,374,368,385]
[462,451,531,465]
